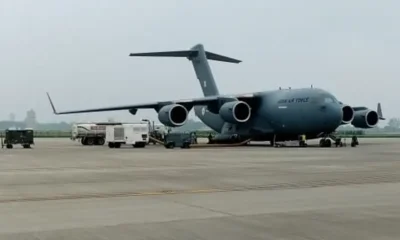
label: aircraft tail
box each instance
[129,44,241,96]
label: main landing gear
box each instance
[319,138,332,148]
[319,134,359,148]
[319,133,341,148]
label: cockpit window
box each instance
[324,97,335,103]
[311,93,337,104]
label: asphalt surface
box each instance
[0,138,399,239]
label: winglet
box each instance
[377,102,385,120]
[46,92,58,115]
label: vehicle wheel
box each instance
[165,142,175,149]
[6,144,12,149]
[181,142,190,149]
[96,138,105,145]
[319,139,325,147]
[81,137,88,145]
[86,138,94,145]
[108,142,115,148]
[114,143,121,148]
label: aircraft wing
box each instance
[46,92,258,115]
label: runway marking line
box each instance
[0,188,225,203]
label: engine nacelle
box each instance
[219,101,251,124]
[341,105,354,124]
[157,104,188,127]
[351,109,379,128]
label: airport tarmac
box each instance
[0,138,399,239]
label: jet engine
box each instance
[341,105,354,124]
[219,101,251,124]
[157,104,188,127]
[351,109,379,128]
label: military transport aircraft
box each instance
[47,44,385,147]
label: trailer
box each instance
[164,132,192,149]
[1,128,34,149]
[106,123,149,148]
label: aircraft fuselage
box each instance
[194,88,344,142]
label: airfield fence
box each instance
[0,130,399,138]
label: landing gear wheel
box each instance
[325,139,331,147]
[319,139,331,148]
[351,135,359,147]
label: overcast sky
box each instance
[1,0,398,124]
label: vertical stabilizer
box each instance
[377,103,385,120]
[129,44,241,97]
[189,44,219,96]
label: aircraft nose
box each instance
[320,103,342,130]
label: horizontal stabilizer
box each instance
[129,49,241,63]
[204,51,241,63]
[129,50,192,58]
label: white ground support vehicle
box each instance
[71,123,107,145]
[105,123,149,148]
